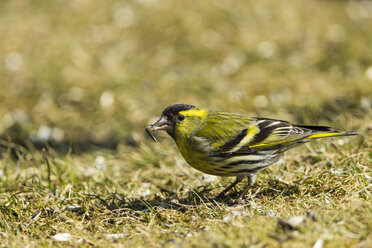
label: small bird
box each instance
[146,104,357,199]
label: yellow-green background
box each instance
[0,0,371,247]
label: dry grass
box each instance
[0,0,372,247]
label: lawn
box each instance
[0,0,371,247]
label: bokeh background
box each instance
[1,0,371,151]
[1,1,372,247]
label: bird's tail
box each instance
[296,125,358,140]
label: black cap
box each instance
[162,104,195,117]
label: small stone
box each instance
[104,233,126,239]
[278,216,305,230]
[313,238,324,248]
[52,233,72,242]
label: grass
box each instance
[0,0,372,247]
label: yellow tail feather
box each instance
[306,131,358,140]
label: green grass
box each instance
[0,0,372,247]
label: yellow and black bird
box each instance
[146,104,357,199]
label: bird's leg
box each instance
[215,176,243,200]
[238,174,257,200]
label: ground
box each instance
[0,0,371,247]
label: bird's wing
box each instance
[238,118,311,151]
[196,113,317,157]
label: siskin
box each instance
[146,104,357,199]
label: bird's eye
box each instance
[178,115,185,121]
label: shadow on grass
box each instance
[79,179,303,216]
[1,179,311,227]
[82,187,218,215]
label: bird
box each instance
[146,103,358,199]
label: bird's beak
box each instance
[145,116,171,142]
[146,116,171,132]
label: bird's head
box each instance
[146,103,208,140]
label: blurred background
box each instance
[0,0,371,152]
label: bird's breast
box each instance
[174,134,225,175]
